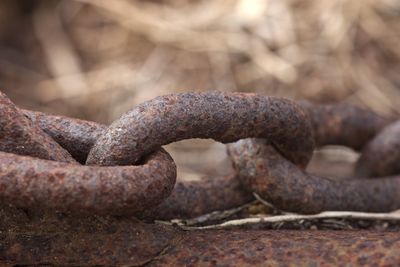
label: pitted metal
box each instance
[228,138,400,214]
[1,90,400,266]
[2,91,398,217]
[0,93,176,216]
[0,149,176,215]
[86,92,315,168]
[0,92,77,163]
[227,101,400,214]
[23,108,254,218]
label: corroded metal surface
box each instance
[2,213,400,267]
[0,90,176,216]
[0,209,179,266]
[23,110,253,219]
[149,230,400,266]
[2,90,400,266]
[15,94,398,219]
[228,139,400,213]
[356,120,400,178]
[0,92,77,163]
[24,109,106,163]
[86,92,315,168]
[300,101,393,149]
[141,174,253,220]
[3,93,398,218]
[0,149,176,215]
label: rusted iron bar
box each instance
[356,120,400,178]
[2,210,400,267]
[148,230,400,266]
[0,208,179,266]
[228,139,400,214]
[86,92,315,168]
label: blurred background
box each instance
[1,0,400,179]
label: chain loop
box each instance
[86,92,315,168]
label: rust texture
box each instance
[149,230,400,267]
[356,119,400,178]
[300,101,394,149]
[228,139,400,214]
[2,90,400,266]
[24,109,106,163]
[86,92,315,168]
[2,93,396,218]
[141,174,253,220]
[0,149,176,216]
[22,110,253,219]
[0,90,176,216]
[0,91,77,164]
[0,208,180,267]
[2,209,400,267]
[15,93,397,219]
[1,92,398,218]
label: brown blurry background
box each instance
[1,0,400,179]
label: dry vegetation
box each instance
[1,0,400,186]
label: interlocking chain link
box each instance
[0,90,399,218]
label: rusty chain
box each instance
[2,90,400,265]
[1,90,399,217]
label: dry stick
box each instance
[159,195,400,230]
[175,210,400,230]
[157,201,257,227]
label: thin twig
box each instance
[177,210,400,230]
[159,201,257,227]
